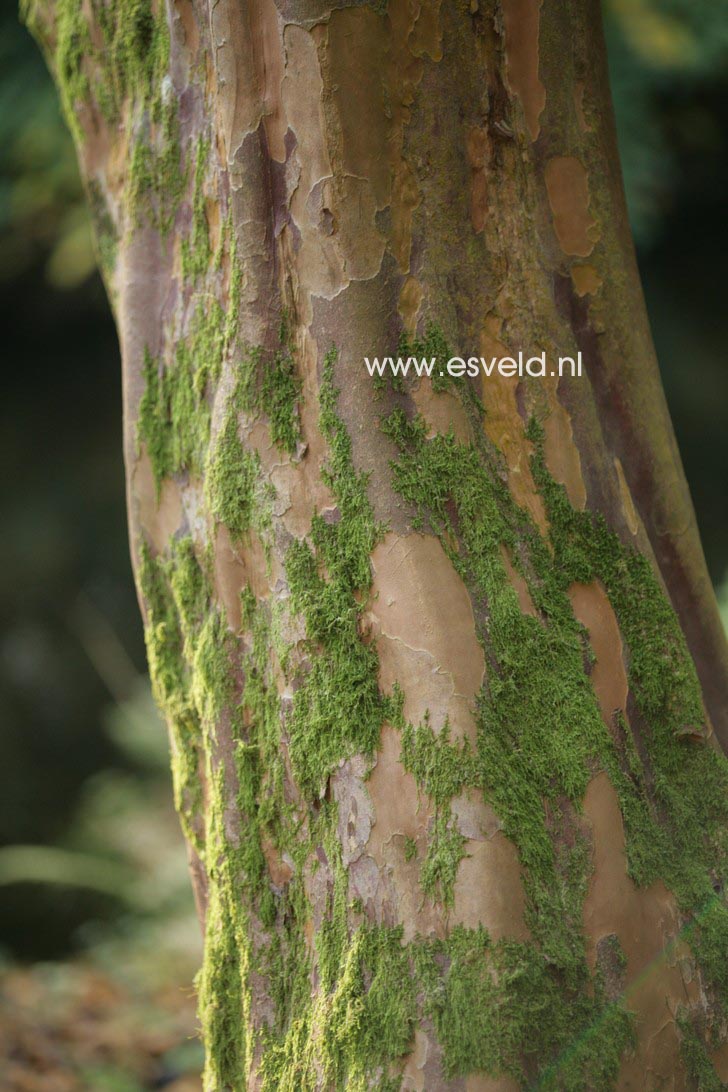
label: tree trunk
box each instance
[25,0,728,1087]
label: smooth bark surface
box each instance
[26,0,728,1087]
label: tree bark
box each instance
[25,0,728,1087]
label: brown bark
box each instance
[26,0,728,1087]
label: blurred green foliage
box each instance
[0,7,93,288]
[606,0,728,243]
[604,0,728,582]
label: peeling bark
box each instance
[25,0,728,1087]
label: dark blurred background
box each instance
[0,0,726,1088]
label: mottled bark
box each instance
[25,0,728,1088]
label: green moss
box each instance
[44,0,90,144]
[403,836,418,863]
[181,138,212,280]
[383,415,608,951]
[256,807,416,1091]
[138,535,264,1085]
[95,0,170,122]
[126,102,185,235]
[138,541,374,1091]
[21,0,93,145]
[24,0,170,144]
[138,298,226,490]
[397,320,460,394]
[198,871,251,1091]
[400,714,476,906]
[235,590,294,921]
[317,830,351,994]
[400,713,477,808]
[677,1010,724,1092]
[137,540,204,849]
[261,921,417,1092]
[32,0,182,230]
[86,182,120,284]
[327,924,417,1082]
[137,217,247,494]
[284,348,391,795]
[414,926,633,1088]
[419,814,467,908]
[378,341,728,1078]
[206,408,266,544]
[236,315,302,455]
[528,418,728,1003]
[139,322,727,1086]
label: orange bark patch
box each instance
[451,787,502,842]
[545,156,600,257]
[261,831,293,888]
[377,638,479,748]
[280,25,340,306]
[480,321,548,534]
[568,580,628,725]
[367,725,427,847]
[325,3,441,277]
[401,1028,430,1091]
[174,0,200,58]
[570,262,602,297]
[583,774,694,1088]
[542,379,587,510]
[408,0,443,62]
[411,383,471,445]
[502,0,546,141]
[449,835,529,940]
[326,7,393,205]
[398,276,424,336]
[391,160,421,273]
[370,533,485,716]
[209,0,266,162]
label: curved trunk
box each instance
[25,0,728,1087]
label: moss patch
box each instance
[206,406,270,546]
[527,415,728,1005]
[139,535,260,1085]
[138,298,226,490]
[23,0,171,141]
[284,348,392,795]
[126,103,186,235]
[379,340,728,1080]
[95,0,169,122]
[400,713,476,907]
[677,1009,725,1092]
[260,916,417,1092]
[181,137,212,280]
[137,539,204,850]
[138,325,727,1088]
[236,315,302,456]
[414,926,633,1088]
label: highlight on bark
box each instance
[23,0,728,1087]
